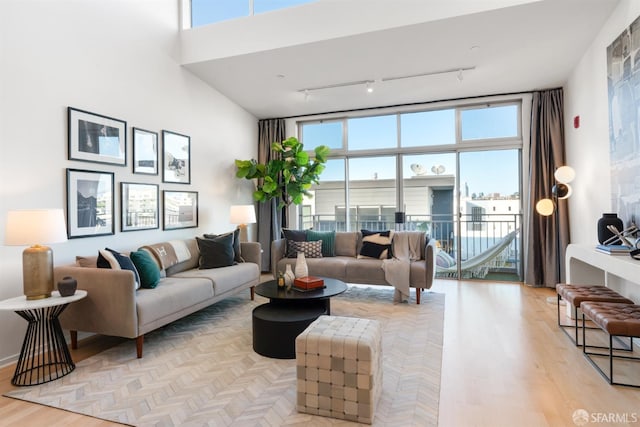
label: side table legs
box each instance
[13,304,74,386]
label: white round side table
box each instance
[0,290,87,386]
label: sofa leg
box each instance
[250,286,255,300]
[70,330,78,350]
[136,335,144,358]
[416,289,421,305]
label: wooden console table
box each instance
[565,243,640,302]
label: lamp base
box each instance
[237,224,249,243]
[23,245,54,300]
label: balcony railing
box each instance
[300,213,522,281]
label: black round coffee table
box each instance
[252,277,347,359]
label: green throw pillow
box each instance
[306,230,336,257]
[130,250,161,289]
[196,235,235,269]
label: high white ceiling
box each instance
[182,0,619,119]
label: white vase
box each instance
[284,265,295,287]
[295,252,308,278]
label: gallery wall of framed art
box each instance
[65,106,197,238]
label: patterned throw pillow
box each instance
[283,228,307,258]
[287,240,323,258]
[358,230,394,260]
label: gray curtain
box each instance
[257,119,286,272]
[525,89,570,287]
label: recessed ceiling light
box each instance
[276,74,286,79]
[470,46,480,52]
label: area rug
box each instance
[5,285,444,426]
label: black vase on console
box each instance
[597,213,623,244]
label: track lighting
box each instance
[297,66,476,97]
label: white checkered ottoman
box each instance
[295,315,382,424]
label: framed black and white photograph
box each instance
[66,168,114,238]
[162,130,190,184]
[163,190,198,230]
[68,107,126,166]
[121,182,159,232]
[133,128,158,175]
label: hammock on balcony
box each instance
[435,229,520,279]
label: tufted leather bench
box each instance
[555,284,634,346]
[580,302,640,387]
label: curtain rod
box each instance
[262,87,562,121]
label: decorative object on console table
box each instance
[595,244,632,255]
[294,251,308,278]
[230,204,256,242]
[5,209,68,300]
[597,213,624,244]
[293,276,325,291]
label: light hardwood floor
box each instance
[1,280,638,426]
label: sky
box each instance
[191,0,317,27]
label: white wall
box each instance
[564,0,640,245]
[0,1,257,365]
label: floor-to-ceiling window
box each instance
[298,98,523,281]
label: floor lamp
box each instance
[536,166,575,303]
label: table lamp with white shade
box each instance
[5,209,68,300]
[230,205,256,242]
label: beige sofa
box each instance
[54,238,261,358]
[271,231,436,304]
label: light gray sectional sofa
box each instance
[54,238,261,358]
[271,231,436,304]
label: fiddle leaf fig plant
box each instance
[235,137,330,209]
